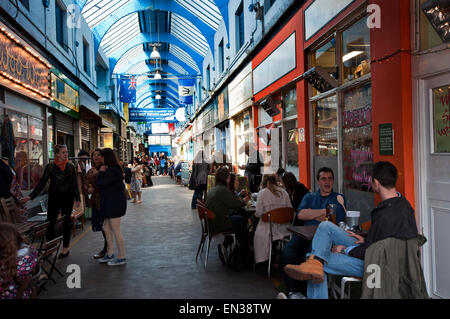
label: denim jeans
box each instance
[191,184,206,209]
[307,221,365,299]
[281,235,311,295]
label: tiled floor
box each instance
[39,176,278,299]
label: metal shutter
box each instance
[80,121,90,141]
[55,112,74,135]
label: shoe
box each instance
[276,292,288,299]
[58,251,70,259]
[99,254,115,263]
[218,244,227,264]
[107,258,127,266]
[93,250,107,259]
[284,255,324,283]
[288,292,307,299]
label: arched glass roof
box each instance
[78,0,226,109]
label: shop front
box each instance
[79,88,101,154]
[412,0,450,298]
[49,68,80,159]
[0,21,51,194]
[214,86,231,166]
[252,11,306,181]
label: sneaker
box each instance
[276,292,288,299]
[288,292,307,299]
[107,258,127,266]
[218,244,227,264]
[284,255,324,283]
[99,254,115,263]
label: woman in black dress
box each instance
[97,148,127,266]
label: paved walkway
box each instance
[40,176,278,299]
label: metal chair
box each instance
[37,236,63,293]
[260,207,294,278]
[196,201,235,269]
[328,275,362,299]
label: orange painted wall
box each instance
[369,0,414,206]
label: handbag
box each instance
[188,172,196,190]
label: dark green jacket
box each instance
[205,184,245,233]
[361,235,429,299]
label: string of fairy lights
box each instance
[0,24,53,100]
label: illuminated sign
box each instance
[0,26,51,98]
[51,72,79,113]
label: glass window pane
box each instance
[310,38,337,80]
[432,84,450,153]
[283,87,297,118]
[285,120,299,180]
[342,83,374,221]
[342,17,371,82]
[313,95,338,191]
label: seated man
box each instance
[205,167,251,262]
[284,161,419,299]
[280,167,346,299]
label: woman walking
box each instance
[86,148,108,259]
[130,158,143,203]
[26,144,80,259]
[97,148,127,266]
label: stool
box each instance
[329,275,362,299]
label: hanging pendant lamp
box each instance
[150,46,161,59]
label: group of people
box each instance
[200,156,424,299]
[1,145,129,299]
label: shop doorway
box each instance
[417,73,450,299]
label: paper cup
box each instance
[346,211,360,228]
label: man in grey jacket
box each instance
[284,161,420,299]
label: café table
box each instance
[287,225,318,241]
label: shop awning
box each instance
[80,105,102,126]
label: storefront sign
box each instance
[0,29,50,98]
[379,123,394,156]
[216,87,229,123]
[129,108,177,122]
[253,32,296,94]
[305,0,355,40]
[229,63,252,117]
[433,86,450,153]
[50,69,80,119]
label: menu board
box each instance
[433,85,450,153]
[342,83,373,192]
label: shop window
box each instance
[418,0,444,50]
[206,65,211,92]
[282,87,297,118]
[28,117,43,190]
[312,95,338,191]
[309,38,337,96]
[285,120,299,180]
[342,83,374,213]
[342,17,371,82]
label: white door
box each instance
[418,73,450,299]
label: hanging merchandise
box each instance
[1,115,16,168]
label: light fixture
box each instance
[150,46,161,59]
[155,94,162,100]
[422,0,450,43]
[154,71,162,80]
[342,51,364,62]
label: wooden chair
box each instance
[0,196,18,223]
[196,202,235,270]
[30,221,50,255]
[260,207,295,278]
